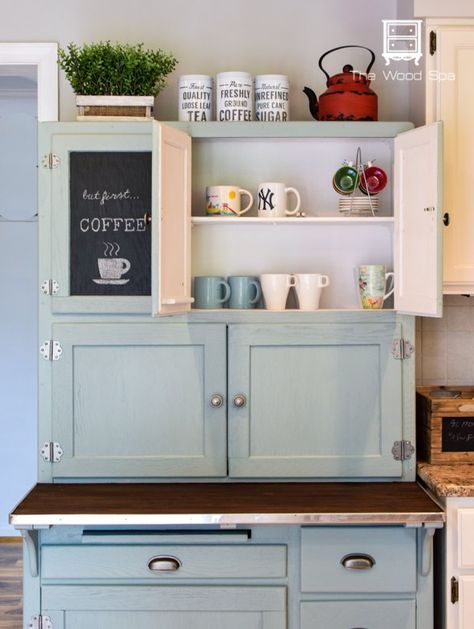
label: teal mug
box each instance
[228,276,261,309]
[193,276,230,309]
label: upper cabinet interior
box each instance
[39,120,442,316]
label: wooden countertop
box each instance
[418,462,474,498]
[10,482,444,526]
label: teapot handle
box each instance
[318,45,376,86]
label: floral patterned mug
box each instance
[357,265,394,309]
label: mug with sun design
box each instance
[206,185,254,216]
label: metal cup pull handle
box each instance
[340,553,375,570]
[148,556,181,572]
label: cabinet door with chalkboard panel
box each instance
[40,121,191,315]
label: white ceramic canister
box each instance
[255,74,289,121]
[216,71,253,122]
[178,74,213,122]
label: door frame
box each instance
[0,42,58,120]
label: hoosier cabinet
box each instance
[10,119,444,628]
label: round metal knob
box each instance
[233,394,247,408]
[210,394,224,408]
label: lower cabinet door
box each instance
[46,323,227,478]
[43,586,287,629]
[300,600,415,629]
[459,576,474,629]
[228,323,403,478]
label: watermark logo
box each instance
[382,19,423,65]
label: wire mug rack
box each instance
[337,147,378,217]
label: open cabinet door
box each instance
[152,121,193,316]
[394,121,443,317]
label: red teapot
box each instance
[303,45,378,121]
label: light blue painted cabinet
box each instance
[228,322,404,478]
[37,121,428,482]
[44,322,227,479]
[27,120,444,628]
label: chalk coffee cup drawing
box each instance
[228,276,261,309]
[206,185,253,216]
[255,74,289,121]
[257,182,301,217]
[357,264,394,309]
[178,74,213,122]
[216,71,253,122]
[94,258,131,285]
[260,273,296,310]
[294,273,330,310]
[193,276,231,309]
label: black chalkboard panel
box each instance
[442,417,474,452]
[70,151,151,296]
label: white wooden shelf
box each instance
[166,121,414,139]
[191,216,394,225]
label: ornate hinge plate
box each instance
[392,440,415,461]
[392,339,414,359]
[41,280,59,295]
[40,340,62,361]
[28,615,53,629]
[40,442,63,463]
[41,153,60,169]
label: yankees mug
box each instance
[257,182,301,217]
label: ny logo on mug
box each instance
[257,182,301,217]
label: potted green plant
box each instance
[58,41,178,119]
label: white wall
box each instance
[0,0,415,123]
[0,74,38,535]
[415,0,474,17]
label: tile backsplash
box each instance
[417,296,474,386]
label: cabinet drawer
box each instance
[43,585,287,628]
[301,600,415,629]
[301,527,416,593]
[458,509,474,568]
[41,544,287,580]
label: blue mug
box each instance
[228,276,261,309]
[193,276,230,309]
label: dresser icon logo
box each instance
[382,20,423,65]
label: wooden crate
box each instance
[416,386,474,463]
[76,95,154,121]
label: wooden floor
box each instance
[0,539,22,629]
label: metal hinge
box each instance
[40,279,59,295]
[28,614,53,629]
[40,340,62,361]
[40,442,63,463]
[392,440,415,461]
[41,153,60,169]
[430,30,437,55]
[451,576,459,604]
[392,339,414,359]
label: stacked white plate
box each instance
[338,196,379,216]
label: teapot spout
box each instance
[303,86,319,120]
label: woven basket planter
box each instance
[76,95,154,121]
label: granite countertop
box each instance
[418,462,474,498]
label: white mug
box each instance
[294,273,330,310]
[257,182,301,217]
[260,273,296,310]
[206,185,254,216]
